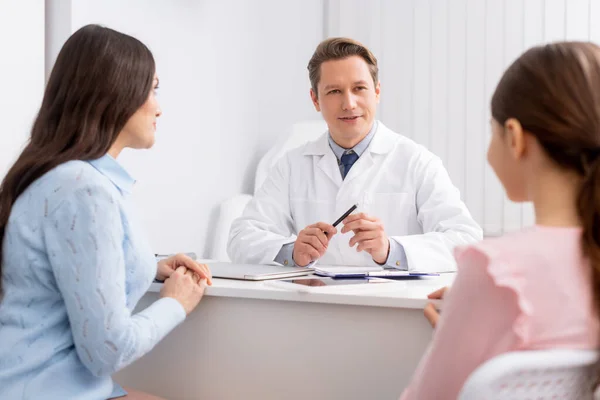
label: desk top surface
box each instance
[147,261,455,309]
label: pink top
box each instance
[400,226,599,400]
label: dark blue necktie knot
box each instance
[341,151,359,179]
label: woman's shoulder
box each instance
[30,160,119,212]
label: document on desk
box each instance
[314,265,439,278]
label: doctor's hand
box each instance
[424,286,449,328]
[156,253,213,286]
[293,222,337,267]
[341,213,390,264]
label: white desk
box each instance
[114,272,454,400]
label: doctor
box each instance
[227,37,482,272]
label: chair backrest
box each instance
[208,193,253,262]
[208,120,328,261]
[458,349,598,400]
[254,119,327,194]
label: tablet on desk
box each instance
[208,262,314,281]
[264,277,404,293]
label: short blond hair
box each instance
[307,37,379,97]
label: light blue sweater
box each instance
[0,154,185,399]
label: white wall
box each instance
[10,1,600,253]
[0,1,45,178]
[326,0,600,236]
[44,0,71,80]
[43,0,324,256]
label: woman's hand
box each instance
[423,286,449,328]
[156,253,212,285]
[160,266,207,315]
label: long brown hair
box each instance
[0,24,155,295]
[492,41,600,367]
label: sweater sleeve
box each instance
[43,184,186,377]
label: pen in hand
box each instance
[293,204,358,266]
[325,203,358,236]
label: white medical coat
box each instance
[227,122,482,272]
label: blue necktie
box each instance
[341,151,359,179]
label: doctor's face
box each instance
[310,56,380,146]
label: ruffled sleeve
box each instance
[455,243,534,344]
[400,244,524,400]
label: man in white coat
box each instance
[227,37,482,272]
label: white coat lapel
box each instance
[343,122,396,184]
[303,133,342,188]
[343,151,374,183]
[317,151,343,188]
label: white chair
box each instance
[458,349,598,400]
[209,193,254,262]
[253,119,328,194]
[208,119,328,261]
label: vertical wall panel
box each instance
[483,0,505,235]
[430,0,449,166]
[412,0,432,149]
[544,0,566,42]
[503,0,525,233]
[446,0,468,198]
[464,0,486,225]
[379,0,414,137]
[591,0,600,44]
[565,0,590,40]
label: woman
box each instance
[401,41,600,399]
[0,25,212,399]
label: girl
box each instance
[402,41,600,399]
